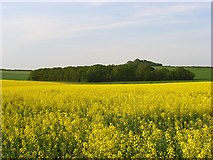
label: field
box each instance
[1,80,212,158]
[0,70,31,80]
[185,67,212,81]
[154,66,212,81]
[0,67,212,82]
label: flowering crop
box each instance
[1,80,212,158]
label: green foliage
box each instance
[170,67,195,80]
[2,63,211,82]
[29,59,195,82]
[127,59,162,66]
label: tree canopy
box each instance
[28,59,195,82]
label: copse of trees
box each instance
[28,59,195,82]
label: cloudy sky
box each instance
[2,1,211,69]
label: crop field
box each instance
[154,66,212,81]
[185,67,212,81]
[0,70,30,80]
[1,80,212,158]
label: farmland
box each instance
[154,66,212,81]
[0,70,30,80]
[185,67,212,81]
[1,80,212,158]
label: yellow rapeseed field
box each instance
[1,80,212,158]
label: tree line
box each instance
[28,59,195,82]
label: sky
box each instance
[1,1,212,69]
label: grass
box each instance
[154,66,212,81]
[184,67,212,81]
[0,70,31,80]
[0,66,212,82]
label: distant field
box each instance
[185,67,212,81]
[154,66,212,81]
[0,67,212,81]
[0,70,30,80]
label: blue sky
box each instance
[2,2,211,69]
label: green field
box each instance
[154,66,212,81]
[0,70,31,80]
[0,67,212,81]
[185,67,212,81]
